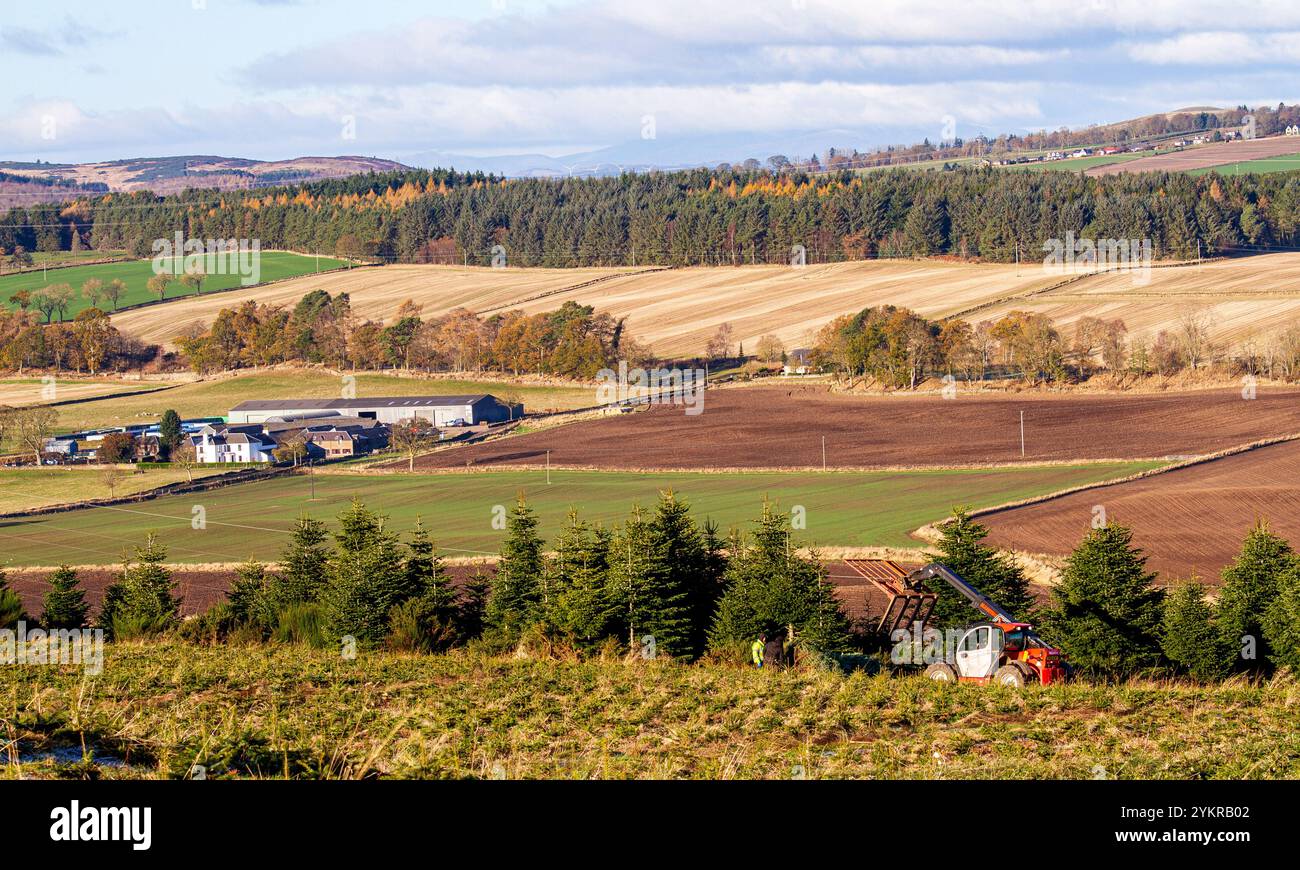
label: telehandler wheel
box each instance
[925,663,958,683]
[994,664,1027,687]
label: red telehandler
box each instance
[844,559,1068,687]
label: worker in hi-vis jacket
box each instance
[752,633,767,668]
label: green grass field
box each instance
[0,252,348,319]
[0,466,225,514]
[1005,152,1148,172]
[1189,154,1300,176]
[0,376,159,408]
[0,461,1162,565]
[1,250,128,272]
[3,641,1295,779]
[44,370,594,433]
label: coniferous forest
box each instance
[3,165,1298,268]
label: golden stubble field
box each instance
[969,252,1300,347]
[109,260,1063,355]
[108,253,1300,356]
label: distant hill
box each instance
[0,155,412,196]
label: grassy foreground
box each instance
[0,462,1163,565]
[2,641,1296,779]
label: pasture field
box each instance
[981,439,1300,581]
[0,466,225,514]
[412,386,1300,471]
[1189,154,1300,176]
[0,462,1160,566]
[3,641,1296,779]
[108,260,1064,356]
[0,252,349,320]
[0,250,128,276]
[1003,152,1147,173]
[0,376,159,407]
[40,369,594,433]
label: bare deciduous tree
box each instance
[11,405,58,464]
[172,440,198,483]
[391,417,435,472]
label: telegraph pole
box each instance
[1020,411,1026,459]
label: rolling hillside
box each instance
[105,254,1300,357]
[108,260,1064,355]
[0,155,412,194]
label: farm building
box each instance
[190,417,390,463]
[227,395,522,426]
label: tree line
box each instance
[922,509,1300,679]
[175,292,652,377]
[3,162,1300,269]
[2,493,847,663]
[813,304,1300,386]
[6,495,1298,680]
[0,305,149,374]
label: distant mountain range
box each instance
[0,104,1283,204]
[399,128,869,177]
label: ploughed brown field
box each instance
[1085,135,1300,175]
[5,564,493,619]
[405,385,1300,470]
[980,439,1300,581]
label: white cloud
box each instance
[1126,31,1300,65]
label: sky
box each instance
[3,0,1300,168]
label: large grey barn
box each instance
[228,395,521,426]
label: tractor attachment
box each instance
[843,558,936,635]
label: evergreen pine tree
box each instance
[607,505,693,658]
[902,194,948,256]
[1040,523,1165,676]
[709,501,851,654]
[322,500,409,646]
[545,511,616,646]
[266,515,330,608]
[1216,521,1295,673]
[486,494,545,640]
[648,490,715,658]
[99,535,179,637]
[457,569,492,640]
[227,558,270,627]
[158,409,182,459]
[1161,580,1229,681]
[1262,562,1300,672]
[41,565,89,628]
[927,507,1035,627]
[406,516,452,613]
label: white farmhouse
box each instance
[192,427,278,463]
